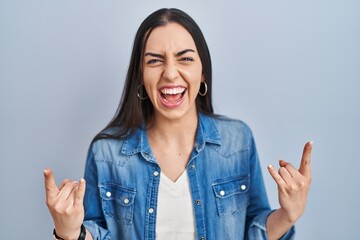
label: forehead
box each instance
[145,23,197,52]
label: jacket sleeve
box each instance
[83,143,111,240]
[246,131,295,240]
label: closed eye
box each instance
[179,57,194,62]
[147,59,162,64]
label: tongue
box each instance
[163,93,182,102]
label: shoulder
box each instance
[90,137,124,161]
[89,127,129,160]
[203,114,254,153]
[211,115,253,139]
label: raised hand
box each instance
[267,141,313,223]
[44,169,86,240]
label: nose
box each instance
[162,63,179,81]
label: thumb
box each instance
[299,141,313,176]
[43,169,59,199]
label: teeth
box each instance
[160,87,185,95]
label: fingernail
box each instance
[80,178,85,183]
[279,160,288,166]
[268,164,273,169]
[309,141,313,146]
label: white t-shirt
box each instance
[156,170,196,239]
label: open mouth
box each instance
[159,86,186,104]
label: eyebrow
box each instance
[144,49,195,58]
[175,49,195,57]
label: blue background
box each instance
[0,0,359,239]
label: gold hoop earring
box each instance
[198,82,208,96]
[137,84,148,100]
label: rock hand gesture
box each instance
[44,169,87,240]
[266,141,313,239]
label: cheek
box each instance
[192,64,203,84]
[142,70,158,90]
[143,83,157,100]
[186,75,202,97]
[142,68,152,83]
[183,63,203,80]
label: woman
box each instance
[44,8,312,240]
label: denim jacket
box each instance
[83,114,295,240]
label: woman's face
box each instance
[142,23,204,123]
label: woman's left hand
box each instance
[267,141,313,223]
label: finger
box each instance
[57,181,79,200]
[299,141,313,176]
[268,165,286,187]
[278,167,295,185]
[282,162,303,180]
[71,184,80,204]
[59,179,73,190]
[74,178,86,207]
[44,169,59,199]
[279,160,289,168]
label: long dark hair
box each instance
[95,8,214,140]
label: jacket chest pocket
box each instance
[212,175,250,216]
[99,183,136,224]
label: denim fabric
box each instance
[83,114,295,240]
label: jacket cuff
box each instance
[248,210,296,240]
[83,220,111,240]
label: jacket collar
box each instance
[121,113,221,163]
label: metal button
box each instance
[123,198,129,204]
[190,164,195,169]
[219,190,225,196]
[148,208,154,214]
[200,237,205,240]
[153,171,159,176]
[196,200,201,205]
[241,185,246,191]
[106,191,111,197]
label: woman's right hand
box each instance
[44,169,86,240]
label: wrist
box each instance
[53,228,79,240]
[277,207,298,224]
[53,224,86,240]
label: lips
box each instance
[158,86,186,108]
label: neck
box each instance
[148,112,199,144]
